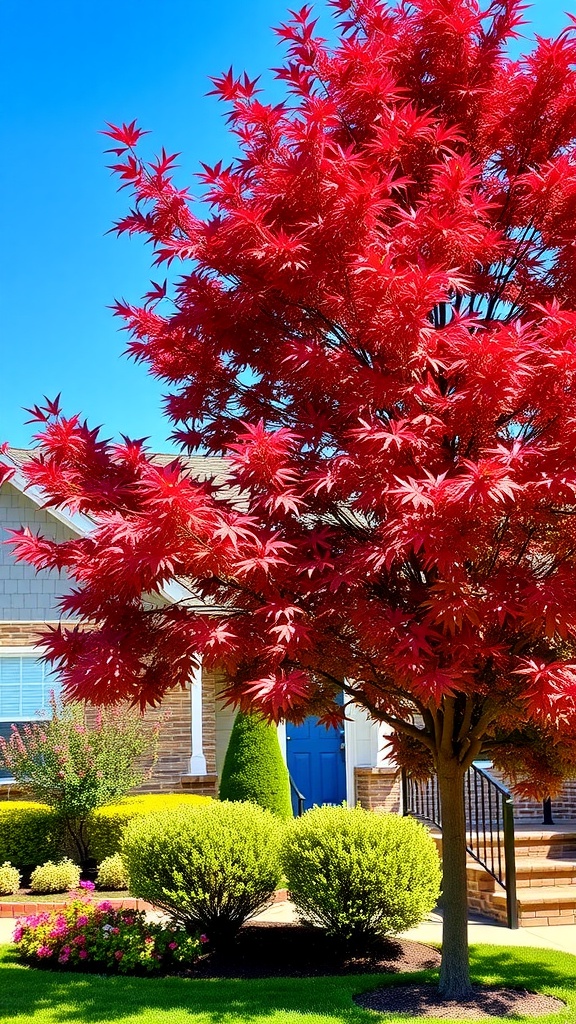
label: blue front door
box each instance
[286,716,347,811]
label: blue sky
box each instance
[0,0,572,453]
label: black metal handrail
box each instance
[289,773,306,816]
[402,762,518,929]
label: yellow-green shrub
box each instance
[30,858,81,894]
[0,802,61,869]
[122,801,283,946]
[282,805,441,944]
[96,853,129,891]
[86,794,212,862]
[0,862,21,896]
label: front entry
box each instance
[286,716,347,811]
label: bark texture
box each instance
[437,759,473,1000]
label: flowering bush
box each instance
[13,897,202,974]
[0,698,161,867]
[0,862,21,896]
[30,858,81,894]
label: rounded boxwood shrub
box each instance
[0,862,21,896]
[219,712,293,819]
[96,853,129,891]
[122,801,283,946]
[0,802,61,870]
[282,805,441,944]
[86,793,211,862]
[30,857,81,894]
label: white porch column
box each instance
[277,720,287,762]
[188,657,207,775]
[376,722,396,767]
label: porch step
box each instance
[467,857,576,888]
[491,885,576,927]
[433,822,576,926]
[509,824,576,859]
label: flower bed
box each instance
[13,895,203,974]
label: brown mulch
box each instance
[355,983,566,1019]
[182,921,441,978]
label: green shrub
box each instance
[96,853,129,891]
[282,805,441,944]
[30,858,81,894]
[219,712,293,819]
[0,862,21,896]
[0,802,61,870]
[86,794,211,862]
[122,801,283,946]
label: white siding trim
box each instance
[0,645,46,656]
[7,467,93,536]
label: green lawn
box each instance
[0,944,574,1024]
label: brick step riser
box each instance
[516,876,576,886]
[469,901,576,927]
[467,869,576,892]
[467,866,576,927]
[514,843,576,858]
[434,837,576,860]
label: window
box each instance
[0,650,61,780]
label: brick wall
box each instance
[509,781,576,823]
[355,767,401,812]
[0,621,59,646]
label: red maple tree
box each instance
[5,0,576,998]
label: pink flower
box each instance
[79,880,95,891]
[36,945,53,958]
[76,915,89,927]
[200,934,209,944]
[168,941,178,950]
[78,950,88,960]
[73,934,86,946]
[13,926,23,942]
[114,950,124,961]
[111,927,120,935]
[58,952,70,964]
[97,901,113,912]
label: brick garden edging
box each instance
[0,888,289,919]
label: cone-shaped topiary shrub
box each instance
[121,801,283,947]
[219,711,293,819]
[282,804,441,946]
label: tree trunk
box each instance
[437,757,474,1000]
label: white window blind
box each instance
[0,656,61,721]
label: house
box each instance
[6,448,576,926]
[0,448,400,812]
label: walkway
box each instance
[256,901,576,956]
[3,902,576,957]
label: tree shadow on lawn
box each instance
[469,943,576,996]
[0,945,575,1024]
